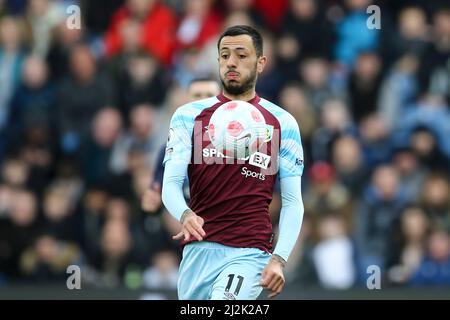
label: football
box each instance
[208,100,267,159]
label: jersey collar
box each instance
[217,92,261,105]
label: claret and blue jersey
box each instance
[163,93,304,254]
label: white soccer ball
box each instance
[208,100,267,159]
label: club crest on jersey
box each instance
[249,152,271,169]
[264,125,274,142]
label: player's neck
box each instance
[222,89,256,102]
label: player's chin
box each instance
[225,82,238,89]
[225,81,243,92]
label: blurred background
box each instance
[0,0,449,299]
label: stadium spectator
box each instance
[311,98,356,162]
[3,189,40,279]
[281,0,332,59]
[255,33,283,101]
[81,107,123,186]
[19,234,82,283]
[312,214,356,289]
[224,0,266,29]
[378,54,420,130]
[89,219,137,288]
[57,44,115,155]
[46,21,84,81]
[0,16,25,139]
[417,8,450,101]
[334,0,380,68]
[25,0,65,58]
[116,51,167,116]
[299,56,335,112]
[142,249,179,289]
[104,0,178,66]
[358,113,393,168]
[420,174,450,232]
[410,228,450,286]
[392,145,428,202]
[387,206,429,285]
[278,83,317,162]
[331,135,368,197]
[176,0,222,51]
[354,165,408,281]
[381,6,429,67]
[110,103,161,174]
[304,161,353,232]
[6,55,55,152]
[348,52,383,122]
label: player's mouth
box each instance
[226,71,239,80]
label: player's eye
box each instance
[221,54,229,59]
[239,55,246,59]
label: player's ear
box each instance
[257,55,267,74]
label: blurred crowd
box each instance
[0,0,449,292]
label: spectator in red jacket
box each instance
[104,0,177,66]
[176,0,222,51]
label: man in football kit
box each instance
[161,25,304,300]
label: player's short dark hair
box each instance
[217,25,263,57]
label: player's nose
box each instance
[226,55,238,68]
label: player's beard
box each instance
[220,63,257,97]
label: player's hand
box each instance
[260,255,286,298]
[141,183,162,213]
[173,210,206,242]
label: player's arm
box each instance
[261,114,305,298]
[163,162,206,241]
[273,176,303,263]
[161,108,205,241]
[261,176,304,298]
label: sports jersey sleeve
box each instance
[272,112,305,262]
[163,107,193,165]
[162,161,189,221]
[272,175,304,262]
[162,107,194,221]
[279,114,304,179]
